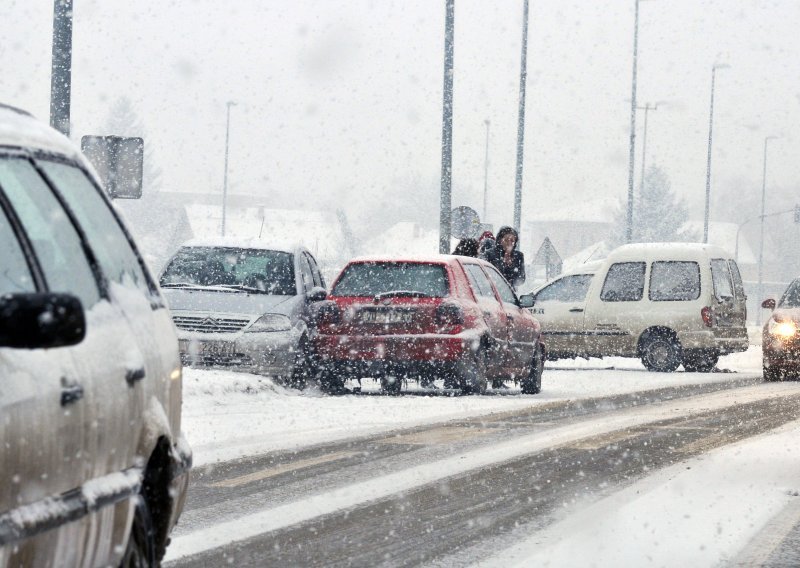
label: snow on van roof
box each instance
[0,104,82,159]
[179,236,302,254]
[608,242,734,260]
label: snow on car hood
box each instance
[161,288,298,316]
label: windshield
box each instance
[779,279,800,308]
[332,262,448,298]
[160,247,295,295]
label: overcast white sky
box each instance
[2,0,799,235]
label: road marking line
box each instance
[164,384,800,562]
[733,496,800,566]
[376,426,494,445]
[209,451,359,488]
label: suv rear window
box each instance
[161,247,296,295]
[332,262,448,298]
[601,262,646,302]
[649,261,700,301]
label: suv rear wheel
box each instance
[640,333,681,372]
[119,497,155,568]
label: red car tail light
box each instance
[435,302,464,333]
[701,306,713,327]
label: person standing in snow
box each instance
[485,226,525,289]
[477,231,496,261]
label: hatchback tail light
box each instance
[701,306,713,328]
[435,302,464,331]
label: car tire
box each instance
[640,333,681,373]
[682,349,719,373]
[119,496,156,568]
[460,351,488,395]
[319,369,345,394]
[764,364,783,382]
[380,376,403,395]
[521,343,544,395]
[289,338,312,390]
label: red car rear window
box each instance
[332,262,449,298]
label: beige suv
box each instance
[0,104,191,565]
[528,243,748,372]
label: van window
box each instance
[728,260,745,300]
[600,262,646,302]
[0,206,36,295]
[536,274,593,302]
[38,161,153,298]
[649,261,700,301]
[711,259,734,300]
[0,158,100,308]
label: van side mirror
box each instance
[761,298,776,310]
[519,293,535,308]
[307,286,328,303]
[0,293,86,348]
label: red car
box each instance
[311,255,544,394]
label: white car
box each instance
[0,103,190,566]
[529,243,748,372]
[160,238,328,387]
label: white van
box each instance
[526,243,748,372]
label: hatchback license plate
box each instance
[360,309,413,324]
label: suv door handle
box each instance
[60,383,84,406]
[569,308,584,313]
[126,367,146,385]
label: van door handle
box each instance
[569,308,584,313]
[126,367,146,386]
[60,383,84,406]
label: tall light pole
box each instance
[221,101,237,237]
[703,63,729,243]
[757,135,779,325]
[50,0,73,137]
[439,0,455,254]
[625,0,642,243]
[513,0,530,234]
[636,102,661,198]
[483,119,490,222]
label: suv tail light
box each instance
[701,306,713,328]
[435,302,464,332]
[314,302,342,327]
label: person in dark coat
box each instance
[485,226,525,289]
[477,231,496,260]
[452,238,479,257]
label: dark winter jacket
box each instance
[486,226,525,288]
[452,238,479,257]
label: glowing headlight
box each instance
[246,314,291,333]
[768,319,797,339]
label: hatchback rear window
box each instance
[332,262,448,298]
[649,261,700,301]
[161,247,296,295]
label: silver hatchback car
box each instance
[160,239,328,386]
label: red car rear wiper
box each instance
[373,290,431,302]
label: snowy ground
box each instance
[182,345,762,467]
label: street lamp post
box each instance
[703,64,729,243]
[483,119,490,222]
[221,101,237,237]
[49,0,73,137]
[636,102,660,198]
[625,0,641,243]
[757,135,779,325]
[513,0,530,234]
[439,0,455,254]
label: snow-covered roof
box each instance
[183,204,345,263]
[349,253,467,264]
[0,104,84,161]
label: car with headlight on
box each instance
[761,277,800,381]
[160,238,328,387]
[312,255,545,395]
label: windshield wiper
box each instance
[160,282,206,289]
[374,290,431,302]
[212,284,269,294]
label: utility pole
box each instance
[636,102,659,198]
[513,0,530,234]
[757,135,778,325]
[483,119,490,222]
[439,0,455,254]
[221,101,237,237]
[625,0,640,243]
[703,64,729,243]
[50,0,73,137]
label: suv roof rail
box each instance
[0,103,34,117]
